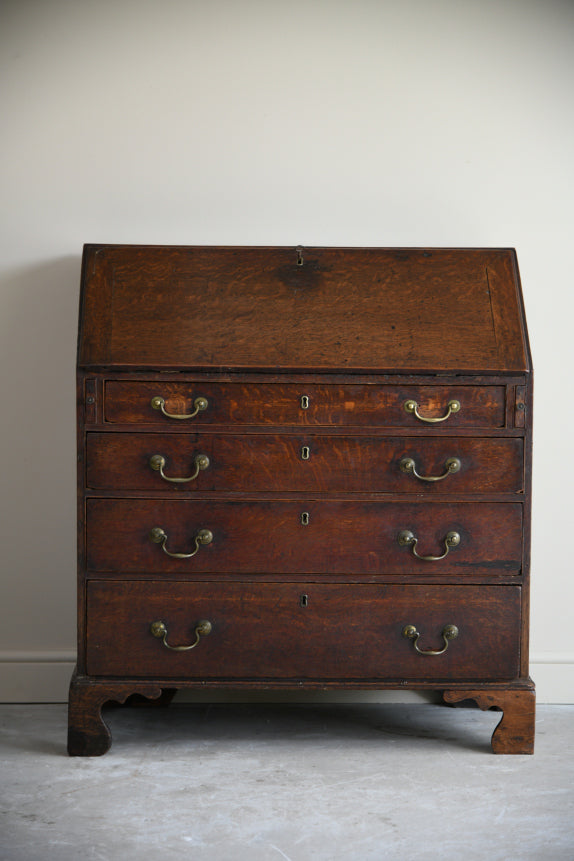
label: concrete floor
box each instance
[0,702,572,861]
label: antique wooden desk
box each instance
[69,245,534,755]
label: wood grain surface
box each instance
[103,380,507,427]
[79,246,529,373]
[85,498,523,576]
[86,580,522,681]
[86,431,524,494]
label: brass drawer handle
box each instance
[402,623,459,655]
[400,456,461,482]
[150,619,212,651]
[151,395,208,420]
[149,453,210,483]
[398,529,460,561]
[149,526,213,559]
[403,398,460,423]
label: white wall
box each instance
[1,0,573,702]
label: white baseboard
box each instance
[0,653,76,703]
[0,652,572,704]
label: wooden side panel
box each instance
[78,247,113,366]
[486,253,530,373]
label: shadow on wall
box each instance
[0,255,82,643]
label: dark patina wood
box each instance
[71,245,534,755]
[443,687,536,754]
[85,498,523,577]
[103,380,507,427]
[79,246,528,374]
[86,580,522,681]
[86,432,524,494]
[67,671,163,756]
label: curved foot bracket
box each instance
[123,688,178,708]
[68,670,163,756]
[443,686,535,754]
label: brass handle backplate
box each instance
[398,529,460,561]
[400,456,461,482]
[149,453,210,483]
[150,526,213,559]
[150,619,212,651]
[404,399,460,423]
[402,623,459,655]
[151,395,208,420]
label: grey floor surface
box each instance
[0,702,572,861]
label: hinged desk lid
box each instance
[78,245,530,374]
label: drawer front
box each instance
[104,381,506,428]
[86,499,523,576]
[86,580,521,681]
[86,432,523,494]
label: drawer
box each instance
[86,432,523,494]
[85,580,521,681]
[86,499,523,576]
[104,381,506,428]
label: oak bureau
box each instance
[68,245,535,755]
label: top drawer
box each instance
[104,381,506,428]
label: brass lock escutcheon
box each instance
[149,453,210,484]
[150,619,212,651]
[402,623,459,656]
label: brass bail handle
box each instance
[400,456,461,483]
[149,453,210,484]
[150,526,213,559]
[402,624,459,656]
[151,395,208,420]
[404,399,460,424]
[150,619,212,651]
[398,529,460,561]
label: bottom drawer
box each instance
[86,581,521,682]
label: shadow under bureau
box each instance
[69,245,534,755]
